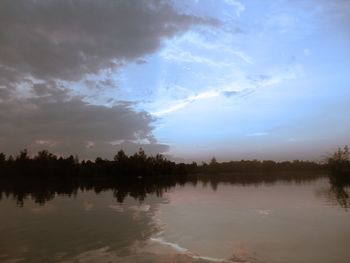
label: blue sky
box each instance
[112,0,350,160]
[0,0,349,161]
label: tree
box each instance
[210,157,217,165]
[16,149,29,161]
[328,146,349,164]
[35,150,57,161]
[0,153,5,163]
[114,150,127,163]
[327,145,350,176]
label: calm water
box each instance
[0,177,349,263]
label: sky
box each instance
[0,0,349,162]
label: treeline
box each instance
[1,148,348,208]
[199,157,323,174]
[0,148,325,179]
[0,149,187,178]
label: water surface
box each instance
[0,176,349,263]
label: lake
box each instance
[0,175,349,263]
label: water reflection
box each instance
[330,184,350,210]
[0,190,166,263]
[1,174,349,263]
[0,172,323,206]
[329,176,350,210]
[155,179,350,263]
[316,177,350,210]
[1,172,348,212]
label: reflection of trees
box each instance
[0,190,162,263]
[330,184,349,210]
[316,186,349,211]
[329,176,350,210]
[316,176,350,211]
[0,171,325,206]
[316,145,350,211]
[0,148,327,205]
[0,176,182,206]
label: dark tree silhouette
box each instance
[327,145,350,177]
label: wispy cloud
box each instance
[170,32,254,65]
[258,65,302,88]
[152,90,220,116]
[230,51,254,64]
[246,132,269,137]
[160,48,234,67]
[152,85,250,116]
[224,0,246,17]
[152,64,301,117]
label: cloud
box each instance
[224,0,245,17]
[246,132,269,137]
[161,48,232,67]
[0,0,217,157]
[135,59,147,65]
[222,91,238,97]
[230,51,254,64]
[0,84,168,158]
[84,78,116,91]
[152,90,221,116]
[151,63,301,117]
[0,0,216,82]
[160,32,251,66]
[248,64,302,89]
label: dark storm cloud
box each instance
[0,0,216,157]
[0,80,168,157]
[0,0,216,81]
[84,78,116,91]
[0,93,167,157]
[0,66,26,94]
